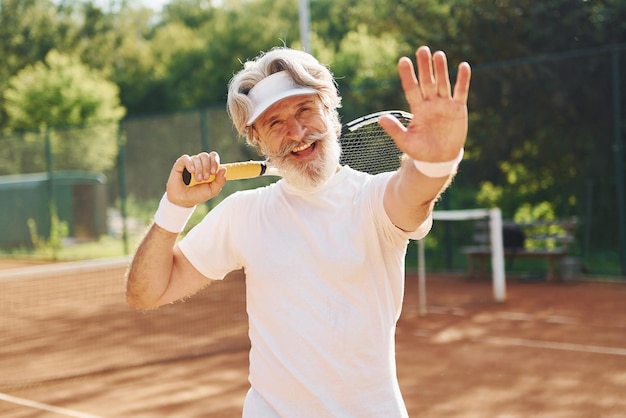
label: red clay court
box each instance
[1,258,625,417]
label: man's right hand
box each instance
[166,151,228,208]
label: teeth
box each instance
[292,142,313,153]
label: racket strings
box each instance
[339,116,412,175]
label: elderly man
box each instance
[126,45,470,417]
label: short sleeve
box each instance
[177,194,243,280]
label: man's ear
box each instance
[246,126,255,143]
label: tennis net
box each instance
[0,257,249,388]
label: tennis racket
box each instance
[182,110,413,186]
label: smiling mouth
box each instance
[291,141,316,155]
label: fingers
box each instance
[183,151,221,183]
[453,61,472,104]
[168,152,226,207]
[401,46,470,105]
[378,113,408,148]
[432,51,452,98]
[398,57,420,105]
[416,46,451,99]
[415,46,437,99]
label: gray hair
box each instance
[227,47,342,144]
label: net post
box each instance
[489,208,506,302]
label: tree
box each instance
[454,0,626,253]
[0,0,75,126]
[159,0,304,108]
[329,26,407,120]
[3,50,126,173]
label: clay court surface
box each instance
[1,258,625,417]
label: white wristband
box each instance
[153,193,196,233]
[413,148,464,178]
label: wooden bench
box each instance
[463,218,578,281]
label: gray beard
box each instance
[276,136,341,192]
[260,129,341,192]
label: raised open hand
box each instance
[379,46,471,163]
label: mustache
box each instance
[271,131,330,159]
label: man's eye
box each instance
[268,120,284,134]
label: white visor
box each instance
[246,71,317,125]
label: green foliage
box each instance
[0,0,624,266]
[513,201,557,224]
[456,0,625,227]
[330,26,407,119]
[3,50,125,172]
[4,50,125,129]
[116,195,160,226]
[476,181,502,209]
[513,202,564,250]
[0,0,71,125]
[27,203,69,260]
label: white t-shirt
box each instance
[178,166,432,417]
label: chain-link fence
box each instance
[1,47,625,276]
[0,106,266,249]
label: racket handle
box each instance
[182,161,267,186]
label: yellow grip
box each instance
[183,161,265,186]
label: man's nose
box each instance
[284,117,306,141]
